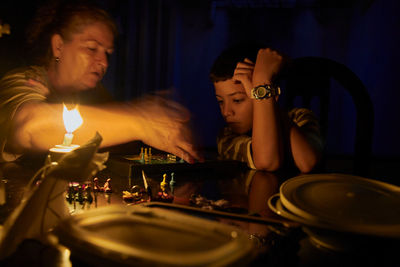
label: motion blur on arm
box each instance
[0,1,202,163]
[210,44,322,173]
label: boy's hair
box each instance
[209,43,265,83]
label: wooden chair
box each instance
[282,56,374,176]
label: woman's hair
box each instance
[25,0,118,66]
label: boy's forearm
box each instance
[251,98,284,171]
[289,126,320,173]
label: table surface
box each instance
[0,153,399,267]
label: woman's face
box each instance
[55,21,114,91]
[214,79,253,134]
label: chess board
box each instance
[122,153,181,164]
[106,152,246,179]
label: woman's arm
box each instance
[8,96,202,163]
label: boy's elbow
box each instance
[298,163,314,174]
[296,156,319,173]
[253,157,282,172]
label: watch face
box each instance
[256,87,267,98]
[252,85,279,99]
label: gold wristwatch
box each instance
[250,84,281,100]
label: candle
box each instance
[48,104,83,162]
[62,133,74,146]
[62,104,83,146]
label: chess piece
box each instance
[105,193,111,203]
[83,181,93,203]
[66,182,74,203]
[179,154,185,163]
[145,148,150,163]
[142,170,152,201]
[160,174,167,192]
[93,177,101,192]
[77,185,84,204]
[167,154,176,162]
[140,147,145,163]
[169,172,176,194]
[103,178,112,193]
[122,191,133,202]
[155,191,173,203]
[148,147,152,162]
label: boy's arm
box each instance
[289,125,321,173]
[235,48,284,171]
[287,109,323,173]
[251,49,284,171]
[236,49,321,172]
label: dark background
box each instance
[1,0,399,178]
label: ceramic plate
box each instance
[54,205,255,266]
[277,174,400,238]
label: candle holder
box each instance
[48,144,80,163]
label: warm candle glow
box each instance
[63,104,83,133]
[62,104,83,146]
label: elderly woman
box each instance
[0,2,202,163]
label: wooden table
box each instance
[0,155,398,267]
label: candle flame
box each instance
[63,104,83,133]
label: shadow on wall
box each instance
[172,0,399,159]
[1,0,399,160]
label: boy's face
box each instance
[214,79,253,134]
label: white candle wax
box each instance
[63,133,74,146]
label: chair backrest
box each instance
[282,56,374,176]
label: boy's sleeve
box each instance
[0,68,47,162]
[217,127,256,169]
[288,108,324,154]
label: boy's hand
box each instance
[253,48,283,86]
[233,58,255,98]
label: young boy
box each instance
[210,44,323,173]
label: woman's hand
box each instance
[252,48,283,86]
[129,96,203,163]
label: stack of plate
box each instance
[268,173,400,251]
[53,205,256,266]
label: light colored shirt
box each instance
[0,66,112,162]
[217,108,323,170]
